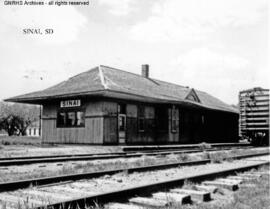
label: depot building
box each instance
[6,65,239,145]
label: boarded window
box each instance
[156,106,168,132]
[57,110,85,128]
[138,106,145,132]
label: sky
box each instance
[0,0,268,105]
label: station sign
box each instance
[60,99,81,108]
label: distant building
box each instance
[239,87,269,140]
[26,121,40,137]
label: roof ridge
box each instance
[98,66,109,90]
[100,65,143,79]
[67,67,97,80]
[100,65,190,89]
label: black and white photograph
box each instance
[0,0,269,208]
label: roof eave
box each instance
[5,89,239,114]
[4,90,107,104]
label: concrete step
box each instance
[129,197,169,207]
[203,180,239,191]
[195,185,218,193]
[152,192,191,204]
[170,188,211,202]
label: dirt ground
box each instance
[0,136,123,157]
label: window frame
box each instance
[171,105,177,133]
[138,105,145,132]
[57,108,85,128]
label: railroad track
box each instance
[0,152,268,209]
[105,164,270,209]
[0,145,255,166]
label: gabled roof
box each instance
[185,88,201,103]
[5,65,238,113]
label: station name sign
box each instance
[60,99,81,108]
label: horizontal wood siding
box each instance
[42,100,103,144]
[103,116,118,144]
[102,102,118,144]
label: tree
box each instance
[0,101,40,136]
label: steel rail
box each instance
[0,149,209,166]
[122,142,251,151]
[0,148,220,162]
[0,151,268,193]
[0,142,252,161]
[35,160,270,209]
[0,146,255,166]
[0,152,126,161]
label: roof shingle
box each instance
[5,65,238,113]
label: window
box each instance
[118,104,126,131]
[118,115,126,131]
[138,106,145,132]
[57,110,85,127]
[171,106,177,132]
[118,103,126,114]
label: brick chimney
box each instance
[141,64,149,78]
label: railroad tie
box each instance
[203,180,239,191]
[195,185,218,193]
[215,178,243,185]
[249,171,270,176]
[239,183,257,188]
[170,188,211,202]
[106,203,143,209]
[227,176,255,181]
[152,192,191,204]
[21,189,71,201]
[239,173,262,178]
[129,197,169,207]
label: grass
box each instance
[0,135,42,146]
[208,152,233,163]
[198,142,212,151]
[0,153,189,182]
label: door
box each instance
[118,114,126,144]
[118,104,126,144]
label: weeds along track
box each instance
[0,144,254,166]
[0,152,269,209]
